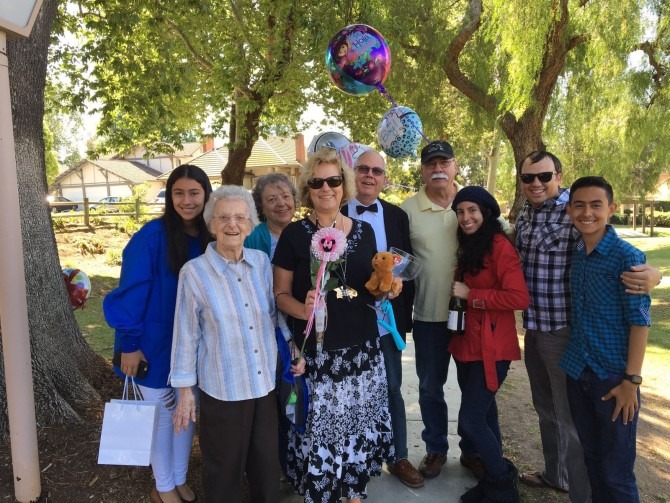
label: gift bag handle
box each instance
[122,376,145,402]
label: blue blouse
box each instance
[103,218,203,388]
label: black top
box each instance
[273,217,378,352]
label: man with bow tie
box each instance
[342,148,422,489]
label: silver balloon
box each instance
[307,132,351,157]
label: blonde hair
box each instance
[298,147,356,210]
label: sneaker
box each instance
[387,459,425,488]
[418,453,447,478]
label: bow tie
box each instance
[356,203,378,214]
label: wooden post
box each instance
[633,203,638,231]
[650,201,655,237]
[83,197,89,226]
[641,202,646,234]
[135,198,141,220]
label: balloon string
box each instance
[377,84,431,144]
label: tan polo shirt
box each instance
[401,184,461,322]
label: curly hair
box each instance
[203,185,260,234]
[251,173,297,221]
[297,147,356,210]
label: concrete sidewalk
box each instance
[280,334,475,501]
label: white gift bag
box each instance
[97,377,159,466]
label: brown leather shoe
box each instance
[418,453,447,478]
[387,459,425,488]
[460,453,486,479]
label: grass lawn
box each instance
[620,235,670,390]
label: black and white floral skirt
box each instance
[286,337,394,502]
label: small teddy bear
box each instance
[365,251,402,297]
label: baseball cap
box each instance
[421,141,455,164]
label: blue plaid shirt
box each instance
[515,189,580,331]
[560,226,651,380]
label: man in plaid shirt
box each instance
[515,151,660,502]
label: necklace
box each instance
[314,212,339,229]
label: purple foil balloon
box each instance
[325,24,391,95]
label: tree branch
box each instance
[639,40,666,87]
[530,0,585,124]
[443,0,498,115]
[162,17,214,72]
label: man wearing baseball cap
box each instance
[401,140,484,479]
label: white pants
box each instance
[138,385,197,492]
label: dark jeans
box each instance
[413,320,452,455]
[567,368,640,503]
[455,359,509,477]
[380,332,408,460]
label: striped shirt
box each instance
[170,243,277,401]
[515,189,580,331]
[560,226,651,380]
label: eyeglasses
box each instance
[215,214,250,224]
[306,176,344,189]
[519,172,556,184]
[355,165,386,177]
[423,158,455,170]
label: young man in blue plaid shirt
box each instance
[561,176,651,503]
[515,151,660,502]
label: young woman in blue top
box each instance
[104,164,212,503]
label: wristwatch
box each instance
[623,373,643,385]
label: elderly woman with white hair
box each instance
[170,185,304,503]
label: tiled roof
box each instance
[91,160,162,183]
[172,142,205,158]
[50,159,162,188]
[159,136,300,180]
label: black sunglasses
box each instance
[520,171,556,184]
[307,176,344,189]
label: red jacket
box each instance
[449,234,529,391]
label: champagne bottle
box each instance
[447,272,466,335]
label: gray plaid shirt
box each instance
[515,188,579,332]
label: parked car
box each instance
[153,189,166,204]
[151,189,166,212]
[90,196,122,212]
[48,196,78,213]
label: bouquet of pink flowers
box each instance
[303,226,348,354]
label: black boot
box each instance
[460,478,485,503]
[481,460,519,503]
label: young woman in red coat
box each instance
[450,186,529,503]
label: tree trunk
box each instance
[485,131,502,195]
[502,113,546,222]
[221,98,263,185]
[0,0,105,442]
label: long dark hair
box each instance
[163,164,212,275]
[456,205,507,277]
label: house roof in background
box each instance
[159,136,300,180]
[92,160,162,182]
[172,142,206,158]
[50,159,162,188]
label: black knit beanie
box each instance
[452,186,501,218]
